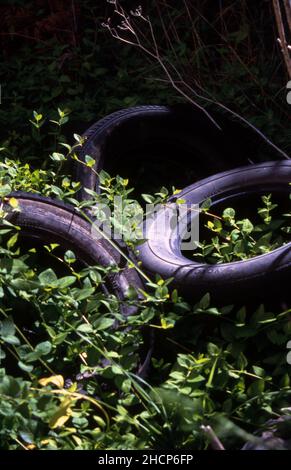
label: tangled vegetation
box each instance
[0,0,291,451]
[0,112,291,449]
[194,193,291,264]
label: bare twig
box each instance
[71,0,78,47]
[103,1,221,130]
[103,1,290,159]
[283,0,291,37]
[0,32,48,45]
[272,0,291,78]
[201,425,225,450]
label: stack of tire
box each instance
[4,103,291,305]
[2,104,291,381]
[3,104,290,446]
[74,104,291,304]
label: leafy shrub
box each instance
[0,116,290,449]
[194,194,291,263]
[0,0,290,448]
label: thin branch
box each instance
[201,425,225,450]
[272,0,291,78]
[283,0,291,35]
[104,0,290,159]
[0,32,48,45]
[103,3,221,130]
[71,0,78,47]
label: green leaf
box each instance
[19,431,35,444]
[223,207,236,220]
[35,341,52,356]
[72,287,95,301]
[64,250,76,264]
[93,416,106,429]
[73,133,82,143]
[0,317,15,337]
[2,335,20,346]
[85,155,95,168]
[10,278,39,291]
[93,317,115,331]
[240,218,254,234]
[125,285,138,300]
[141,194,155,204]
[169,371,185,381]
[200,198,212,211]
[33,111,43,122]
[25,342,52,363]
[18,361,34,373]
[51,276,76,289]
[0,347,6,361]
[198,293,210,309]
[0,183,12,197]
[77,323,93,333]
[236,307,246,326]
[171,289,178,303]
[39,268,57,285]
[280,373,290,388]
[252,366,265,377]
[51,152,66,162]
[207,342,220,356]
[247,379,265,397]
[53,332,68,345]
[251,305,276,325]
[7,232,18,249]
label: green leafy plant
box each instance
[0,0,291,450]
[194,194,291,263]
[0,136,291,449]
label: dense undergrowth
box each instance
[0,116,291,449]
[0,0,291,450]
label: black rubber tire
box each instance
[3,192,143,316]
[76,105,262,200]
[75,104,288,201]
[137,161,291,302]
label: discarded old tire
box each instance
[3,192,143,316]
[137,161,291,302]
[75,105,262,200]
